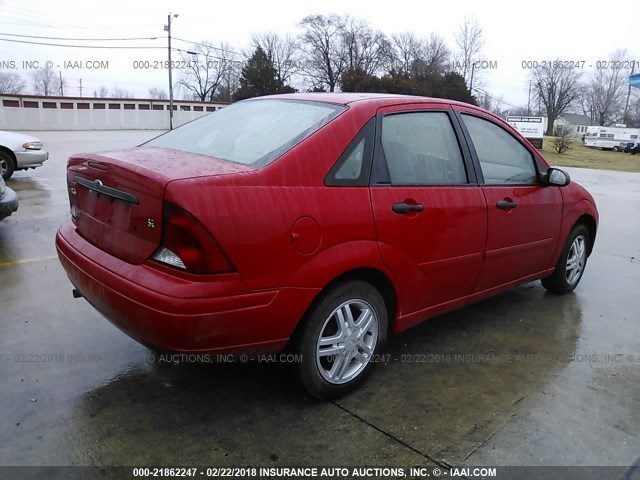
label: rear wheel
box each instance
[294,280,387,399]
[0,150,16,181]
[542,224,590,294]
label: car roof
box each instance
[249,92,470,108]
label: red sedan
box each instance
[56,93,598,398]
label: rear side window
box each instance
[325,118,375,186]
[381,112,468,186]
[461,114,538,184]
[144,99,345,168]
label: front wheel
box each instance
[294,280,388,399]
[542,224,590,294]
[0,151,16,181]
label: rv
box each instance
[583,126,640,150]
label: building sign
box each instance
[506,116,544,149]
[630,73,640,88]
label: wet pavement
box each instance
[0,131,639,472]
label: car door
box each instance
[370,104,488,322]
[456,109,563,292]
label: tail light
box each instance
[152,202,235,274]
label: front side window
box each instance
[144,99,345,168]
[381,112,468,186]
[461,114,538,185]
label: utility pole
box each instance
[623,63,635,126]
[164,13,178,130]
[78,79,83,97]
[469,63,475,91]
[59,71,64,96]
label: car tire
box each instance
[0,150,16,181]
[541,224,590,294]
[294,280,388,399]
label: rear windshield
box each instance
[144,99,345,168]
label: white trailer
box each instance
[583,126,640,150]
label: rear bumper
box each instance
[55,221,319,354]
[15,149,49,169]
[0,186,18,220]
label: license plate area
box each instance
[81,189,132,230]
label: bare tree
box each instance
[508,106,532,117]
[416,33,451,77]
[340,16,392,76]
[298,14,347,92]
[551,125,573,153]
[530,61,582,135]
[391,32,450,78]
[213,61,240,102]
[0,71,26,94]
[453,17,485,87]
[30,68,60,96]
[581,50,631,126]
[148,87,168,100]
[626,92,640,128]
[111,85,133,98]
[95,86,109,98]
[422,33,452,75]
[251,32,300,84]
[178,41,235,101]
[479,91,493,111]
[391,32,423,75]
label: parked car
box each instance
[0,175,18,221]
[614,142,633,152]
[629,143,640,155]
[0,131,49,180]
[56,93,599,398]
[623,142,637,153]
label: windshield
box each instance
[144,99,345,168]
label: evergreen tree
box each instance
[433,72,476,104]
[340,67,381,93]
[233,47,296,101]
[380,70,417,95]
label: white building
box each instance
[0,94,228,131]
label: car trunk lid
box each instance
[67,146,251,265]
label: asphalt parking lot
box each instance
[1,131,639,475]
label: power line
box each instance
[1,3,160,32]
[174,48,243,64]
[172,37,245,59]
[0,38,166,49]
[0,19,158,30]
[472,86,522,110]
[0,32,160,41]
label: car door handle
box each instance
[496,199,517,209]
[392,202,424,214]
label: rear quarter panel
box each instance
[163,102,388,291]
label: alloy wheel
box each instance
[315,299,378,385]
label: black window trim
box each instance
[324,117,376,187]
[369,108,479,187]
[453,110,548,186]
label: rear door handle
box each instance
[392,202,424,214]
[496,199,517,209]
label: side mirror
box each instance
[544,167,571,187]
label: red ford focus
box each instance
[56,93,598,398]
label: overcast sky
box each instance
[0,0,637,109]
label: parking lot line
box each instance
[0,255,58,268]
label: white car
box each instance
[0,131,49,180]
[0,175,18,220]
